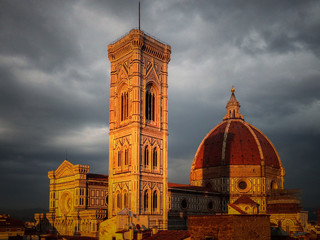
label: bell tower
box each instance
[107,29,171,227]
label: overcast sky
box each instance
[0,0,319,211]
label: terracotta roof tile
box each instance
[144,230,190,240]
[87,173,108,181]
[228,203,247,215]
[233,195,259,206]
[192,119,281,171]
[168,183,218,193]
[252,128,280,168]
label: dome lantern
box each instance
[223,86,244,120]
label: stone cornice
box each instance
[108,29,171,63]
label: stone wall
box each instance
[188,215,270,240]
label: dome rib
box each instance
[191,121,228,171]
[221,120,232,165]
[224,120,261,165]
[250,126,281,169]
[243,121,264,162]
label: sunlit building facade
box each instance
[189,87,308,234]
[36,29,309,239]
[35,160,108,237]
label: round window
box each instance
[181,199,188,210]
[238,181,247,190]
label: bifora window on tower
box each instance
[153,191,158,212]
[144,190,149,211]
[143,145,158,169]
[123,191,128,208]
[124,149,129,165]
[153,148,157,169]
[121,91,128,121]
[145,85,155,121]
[118,151,122,167]
[144,146,149,167]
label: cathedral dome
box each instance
[191,119,281,170]
[190,88,282,178]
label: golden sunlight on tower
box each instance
[107,29,171,228]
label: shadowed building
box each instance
[0,214,25,239]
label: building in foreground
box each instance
[0,214,25,240]
[36,29,310,239]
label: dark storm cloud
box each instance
[0,0,110,208]
[0,0,319,211]
[0,1,81,72]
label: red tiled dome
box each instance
[192,119,281,170]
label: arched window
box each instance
[117,192,121,209]
[153,148,157,169]
[144,146,149,167]
[271,181,278,190]
[118,150,122,167]
[144,190,149,211]
[181,199,188,210]
[121,92,128,121]
[123,191,128,208]
[152,191,158,211]
[152,94,155,121]
[145,88,155,121]
[124,149,129,165]
[206,182,212,189]
[105,196,108,206]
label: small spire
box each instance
[223,86,244,120]
[231,85,235,93]
[138,1,141,30]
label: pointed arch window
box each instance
[121,91,129,121]
[118,150,122,167]
[144,146,149,167]
[124,149,129,166]
[153,148,157,169]
[144,190,149,211]
[117,192,121,210]
[152,191,158,212]
[145,88,155,121]
[123,191,128,208]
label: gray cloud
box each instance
[0,0,319,211]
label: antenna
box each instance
[139,1,141,30]
[65,149,68,160]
